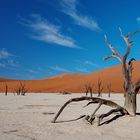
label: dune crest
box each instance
[0,61,140,93]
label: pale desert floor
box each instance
[0,93,140,140]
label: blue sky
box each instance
[1,0,140,79]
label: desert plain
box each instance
[0,93,140,140]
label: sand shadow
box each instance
[42,112,55,115]
[3,129,18,134]
[99,114,124,126]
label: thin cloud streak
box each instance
[0,48,12,59]
[0,48,19,69]
[49,66,71,73]
[0,60,18,68]
[20,14,80,48]
[85,60,101,67]
[75,67,88,72]
[61,0,101,31]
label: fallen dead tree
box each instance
[52,28,140,126]
[52,96,128,125]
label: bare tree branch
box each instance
[119,27,140,47]
[14,81,28,96]
[103,54,121,61]
[104,35,122,62]
[104,35,120,55]
[119,28,140,63]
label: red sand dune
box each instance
[0,61,140,93]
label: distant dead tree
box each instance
[4,83,8,96]
[20,82,28,96]
[60,91,71,95]
[85,83,93,97]
[14,85,21,96]
[107,82,112,97]
[52,28,140,126]
[97,77,103,97]
[14,81,28,96]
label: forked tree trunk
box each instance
[104,28,140,116]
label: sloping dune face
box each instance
[0,61,140,93]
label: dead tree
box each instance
[20,82,28,96]
[85,83,93,97]
[5,83,8,96]
[60,91,71,95]
[97,77,103,97]
[107,82,112,97]
[14,81,28,96]
[14,86,21,96]
[104,28,140,115]
[52,28,140,125]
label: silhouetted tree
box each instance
[85,83,93,97]
[5,83,8,96]
[14,81,28,96]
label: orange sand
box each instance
[0,61,140,93]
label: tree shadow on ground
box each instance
[99,114,124,126]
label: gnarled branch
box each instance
[52,96,127,123]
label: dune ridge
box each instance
[0,61,140,93]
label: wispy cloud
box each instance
[6,60,18,67]
[0,49,18,68]
[20,14,79,48]
[0,60,18,68]
[60,0,101,31]
[49,66,71,73]
[85,60,100,67]
[26,69,38,74]
[0,48,12,59]
[75,67,88,72]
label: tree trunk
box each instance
[124,90,137,116]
